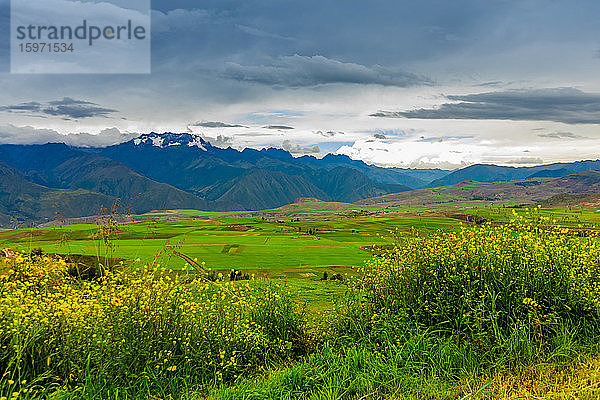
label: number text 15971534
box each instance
[19,43,74,53]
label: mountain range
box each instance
[429,161,600,187]
[2,132,600,227]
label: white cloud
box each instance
[279,140,320,154]
[0,124,138,146]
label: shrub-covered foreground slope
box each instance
[1,214,599,399]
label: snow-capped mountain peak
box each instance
[132,132,209,151]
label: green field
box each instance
[3,203,600,277]
[0,215,460,271]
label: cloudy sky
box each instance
[1,0,600,169]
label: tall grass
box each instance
[212,343,600,400]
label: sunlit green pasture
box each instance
[0,215,457,270]
[3,205,598,273]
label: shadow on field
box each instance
[61,253,125,280]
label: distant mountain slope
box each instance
[358,171,600,208]
[93,132,442,189]
[310,167,409,203]
[552,170,600,191]
[0,134,415,218]
[90,134,247,191]
[89,133,413,209]
[0,143,225,214]
[0,160,114,227]
[294,153,449,188]
[429,161,600,187]
[201,170,330,211]
[526,168,572,178]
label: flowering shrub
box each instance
[352,217,600,351]
[0,255,309,398]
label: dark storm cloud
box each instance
[2,1,599,121]
[1,98,118,119]
[371,88,600,124]
[191,121,246,128]
[221,55,432,87]
[0,102,43,113]
[315,130,343,137]
[264,125,294,130]
[148,0,510,67]
[43,98,118,119]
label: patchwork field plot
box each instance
[0,215,460,270]
[3,202,600,274]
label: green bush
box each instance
[343,218,600,360]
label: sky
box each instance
[1,0,600,169]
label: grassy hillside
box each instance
[359,170,600,209]
[542,192,600,208]
[429,160,600,187]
